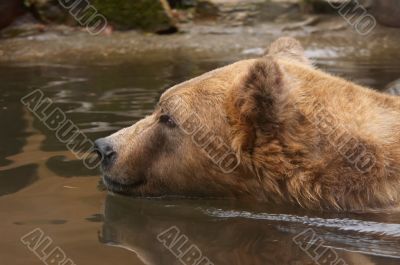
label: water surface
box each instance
[1,53,400,265]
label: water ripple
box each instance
[204,209,400,237]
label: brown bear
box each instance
[95,37,400,212]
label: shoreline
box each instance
[0,16,400,64]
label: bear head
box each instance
[94,37,312,200]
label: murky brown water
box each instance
[1,54,400,265]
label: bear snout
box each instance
[94,138,117,169]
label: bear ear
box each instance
[226,56,287,153]
[265,37,311,66]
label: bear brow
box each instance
[159,95,188,112]
[157,99,175,114]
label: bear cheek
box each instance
[113,125,177,185]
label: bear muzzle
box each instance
[94,137,117,169]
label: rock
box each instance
[0,0,26,29]
[384,79,400,96]
[24,0,72,24]
[371,0,400,28]
[196,0,265,24]
[196,0,219,19]
[0,13,47,38]
[90,0,177,33]
[259,0,302,22]
[24,0,177,33]
[300,0,361,13]
[168,0,197,8]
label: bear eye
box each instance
[159,114,176,128]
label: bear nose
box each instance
[94,138,117,167]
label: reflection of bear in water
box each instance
[99,195,393,265]
[95,37,400,212]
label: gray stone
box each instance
[196,0,265,23]
[384,79,400,96]
[24,0,177,33]
[89,0,177,32]
[24,0,72,24]
[0,0,25,29]
[371,0,400,28]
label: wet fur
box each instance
[101,37,400,212]
[227,38,400,210]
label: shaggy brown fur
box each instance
[97,37,400,211]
